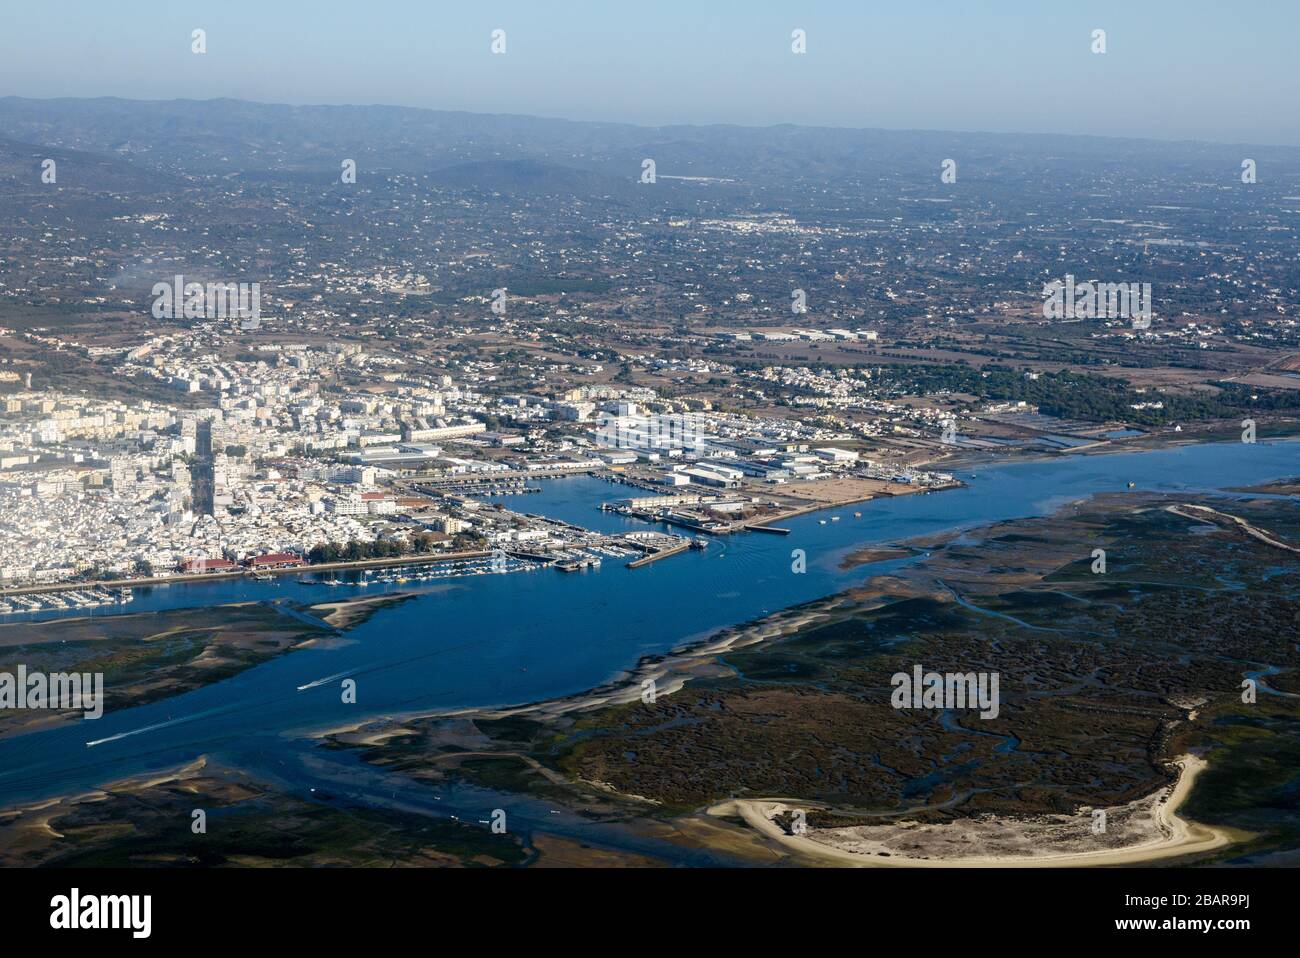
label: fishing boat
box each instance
[556,556,599,572]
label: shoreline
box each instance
[708,754,1238,868]
[4,436,1296,859]
[7,429,1296,602]
[0,550,493,599]
[307,476,1290,868]
[932,420,1300,473]
[311,445,1300,743]
[315,600,835,740]
[308,591,418,630]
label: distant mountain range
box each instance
[3,95,1295,191]
[425,158,640,201]
[0,134,180,192]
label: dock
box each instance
[626,542,691,568]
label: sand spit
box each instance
[1167,503,1300,554]
[710,754,1237,867]
[315,605,835,740]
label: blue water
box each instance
[0,439,1295,813]
[1042,434,1094,448]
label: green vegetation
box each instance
[526,493,1300,853]
[871,364,1299,424]
[306,533,449,563]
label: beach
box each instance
[710,754,1238,867]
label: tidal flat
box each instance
[0,602,329,738]
[3,461,1299,867]
[325,489,1300,866]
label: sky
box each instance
[1,0,1297,146]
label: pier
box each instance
[626,542,691,568]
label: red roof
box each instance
[181,557,238,572]
[247,552,305,567]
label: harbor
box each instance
[0,587,132,616]
[0,442,1296,814]
[597,473,964,539]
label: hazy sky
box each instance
[2,0,1297,145]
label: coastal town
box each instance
[0,327,966,599]
[6,273,1294,602]
[0,12,1298,909]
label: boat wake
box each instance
[85,702,239,748]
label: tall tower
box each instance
[192,419,216,516]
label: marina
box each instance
[0,442,1296,818]
[0,587,132,616]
